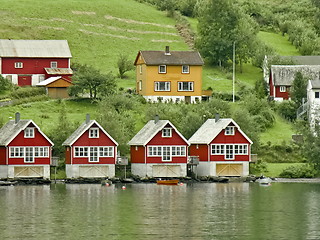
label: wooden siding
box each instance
[189,144,209,162]
[47,79,72,88]
[275,86,290,100]
[130,146,145,163]
[65,147,72,164]
[0,147,6,165]
[1,58,69,75]
[48,88,70,99]
[216,164,243,176]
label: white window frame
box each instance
[162,128,172,137]
[34,147,49,157]
[139,65,142,74]
[182,65,189,73]
[89,147,99,162]
[162,146,171,161]
[178,82,194,92]
[99,146,114,157]
[24,128,35,138]
[25,147,34,163]
[211,144,248,159]
[10,147,24,158]
[315,92,320,99]
[74,147,89,157]
[280,86,286,92]
[155,81,170,92]
[89,128,99,138]
[15,62,23,68]
[225,145,234,160]
[225,126,235,135]
[159,65,166,74]
[50,61,58,68]
[147,146,186,159]
[211,144,225,155]
[234,144,248,155]
[139,80,142,91]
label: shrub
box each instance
[250,160,268,175]
[10,87,46,99]
[279,164,316,178]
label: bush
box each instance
[279,164,316,178]
[250,160,268,175]
[10,87,46,99]
[277,101,297,121]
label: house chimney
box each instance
[155,114,159,123]
[215,113,220,122]
[165,46,171,55]
[15,112,20,124]
[86,114,90,124]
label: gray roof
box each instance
[0,39,72,58]
[310,80,320,89]
[271,65,320,86]
[62,120,118,146]
[128,120,188,146]
[136,50,204,66]
[45,68,73,75]
[188,118,252,145]
[0,119,53,146]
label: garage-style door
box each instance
[14,166,44,178]
[79,166,108,178]
[152,165,181,177]
[216,164,243,176]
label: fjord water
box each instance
[0,182,319,240]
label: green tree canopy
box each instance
[70,63,116,99]
[291,72,307,106]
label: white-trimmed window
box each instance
[34,147,49,157]
[182,65,189,73]
[24,128,35,138]
[178,82,194,91]
[50,61,58,68]
[211,144,225,155]
[280,86,286,92]
[139,65,142,74]
[225,145,234,160]
[25,147,34,163]
[162,128,172,137]
[139,80,142,91]
[225,126,235,135]
[74,147,89,157]
[171,146,186,156]
[99,146,114,157]
[89,147,99,162]
[159,65,166,73]
[89,128,99,138]
[15,62,23,68]
[155,81,170,91]
[315,92,320,99]
[10,147,24,158]
[234,145,248,155]
[162,146,171,161]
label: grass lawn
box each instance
[257,31,300,56]
[266,163,306,177]
[260,113,295,144]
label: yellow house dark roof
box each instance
[134,48,204,66]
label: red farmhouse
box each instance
[0,113,54,179]
[63,115,118,179]
[128,117,189,178]
[188,117,252,177]
[0,39,73,86]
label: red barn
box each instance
[128,117,189,178]
[62,115,118,179]
[0,113,53,179]
[188,117,252,177]
[0,39,73,86]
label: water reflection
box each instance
[0,182,319,239]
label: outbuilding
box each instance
[188,117,252,177]
[36,76,73,99]
[128,117,189,178]
[0,113,53,179]
[63,115,118,178]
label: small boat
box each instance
[156,179,179,185]
[256,177,272,185]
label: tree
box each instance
[196,0,258,67]
[70,63,116,99]
[0,75,13,93]
[291,72,307,106]
[117,54,134,79]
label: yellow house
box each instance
[134,46,204,103]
